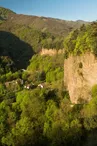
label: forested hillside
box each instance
[1,7,97,146]
[0,7,88,36]
[0,7,88,53]
[1,52,97,146]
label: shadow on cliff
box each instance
[0,31,34,69]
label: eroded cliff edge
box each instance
[40,48,64,56]
[64,52,97,103]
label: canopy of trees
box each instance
[64,22,97,57]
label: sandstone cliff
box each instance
[64,52,97,103]
[40,48,64,56]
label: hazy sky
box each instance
[0,0,97,21]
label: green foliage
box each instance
[1,8,97,145]
[81,85,97,131]
[64,29,79,55]
[64,22,97,56]
[27,54,64,83]
[43,98,83,146]
[12,71,20,79]
[46,68,63,83]
[14,26,64,52]
[0,50,82,146]
[1,77,97,146]
[22,72,29,81]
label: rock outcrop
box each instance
[40,48,64,56]
[64,52,97,103]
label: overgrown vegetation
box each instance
[27,54,64,83]
[0,53,69,146]
[64,22,97,57]
[1,50,97,145]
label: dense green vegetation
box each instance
[13,26,64,52]
[0,19,64,53]
[0,29,64,68]
[1,51,97,146]
[64,22,97,57]
[27,54,64,83]
[0,53,68,146]
[1,7,97,146]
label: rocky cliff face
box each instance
[40,48,64,56]
[64,52,97,103]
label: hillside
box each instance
[1,6,97,146]
[1,14,88,36]
[0,7,89,54]
[0,7,88,36]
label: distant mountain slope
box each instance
[0,7,89,69]
[4,14,88,36]
[0,7,89,36]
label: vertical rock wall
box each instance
[64,53,97,103]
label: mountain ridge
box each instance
[0,7,89,36]
[0,6,89,22]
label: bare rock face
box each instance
[64,52,97,103]
[40,48,64,56]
